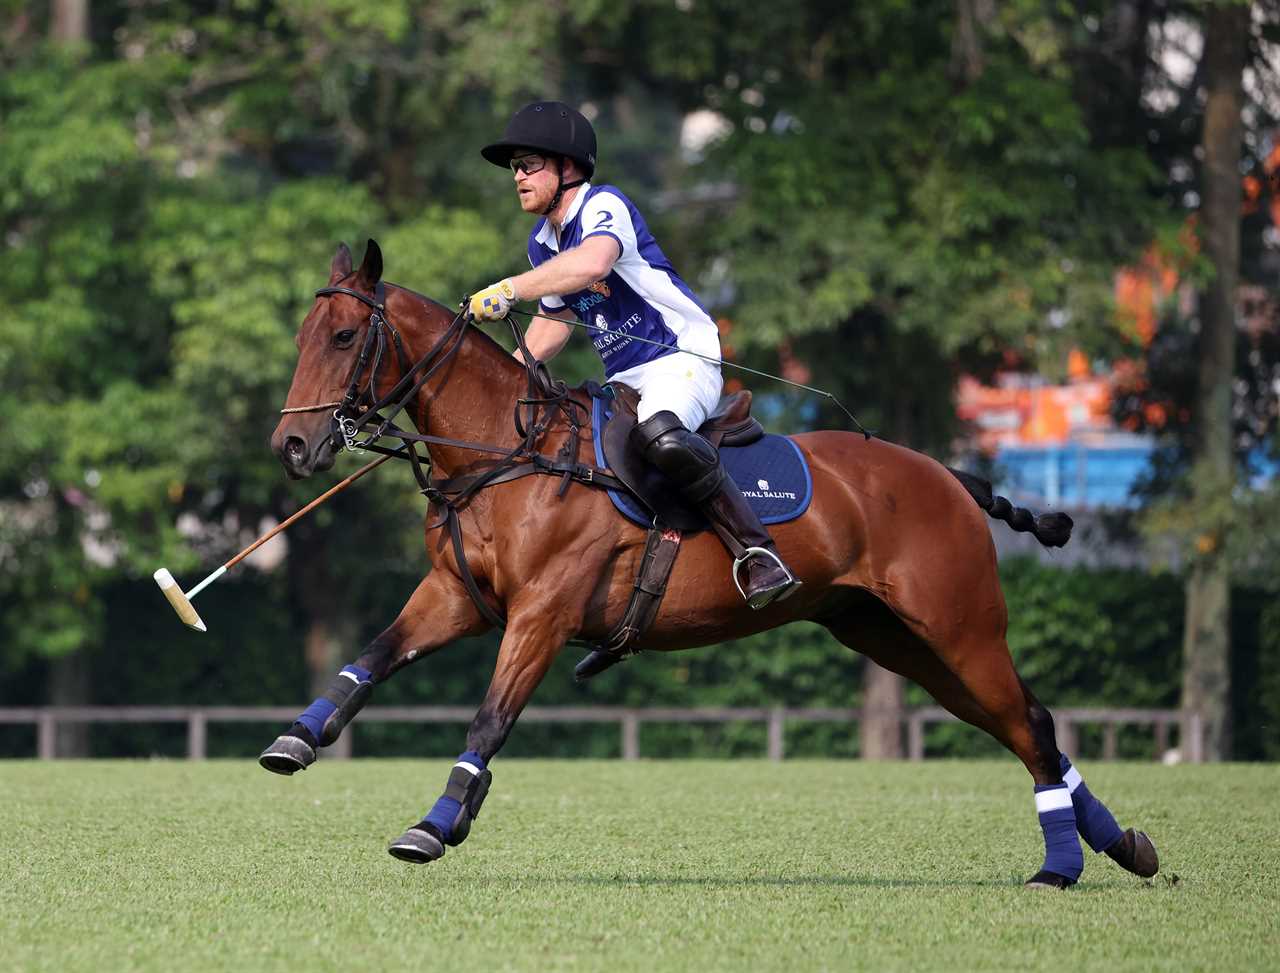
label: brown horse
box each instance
[261,241,1158,887]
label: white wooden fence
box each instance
[0,705,1203,762]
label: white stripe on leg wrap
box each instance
[1035,787,1073,814]
[1063,766,1083,793]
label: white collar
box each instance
[534,182,593,249]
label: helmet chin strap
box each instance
[540,155,586,217]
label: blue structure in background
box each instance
[995,436,1154,509]
[995,438,1278,509]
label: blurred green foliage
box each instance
[0,1,1276,758]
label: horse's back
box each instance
[786,429,1004,627]
[792,430,991,541]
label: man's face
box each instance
[510,150,562,214]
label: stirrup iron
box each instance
[731,546,795,601]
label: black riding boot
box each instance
[698,476,800,609]
[633,411,800,610]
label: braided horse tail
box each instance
[947,468,1073,549]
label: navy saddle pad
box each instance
[590,392,812,529]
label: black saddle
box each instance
[600,383,764,531]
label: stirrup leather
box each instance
[731,546,795,601]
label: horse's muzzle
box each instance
[274,431,337,479]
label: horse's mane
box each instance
[386,281,526,379]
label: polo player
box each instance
[468,100,800,609]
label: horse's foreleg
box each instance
[258,568,490,775]
[387,607,573,864]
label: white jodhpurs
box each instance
[609,352,724,432]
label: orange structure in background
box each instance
[958,229,1190,452]
[959,134,1279,454]
[956,367,1116,454]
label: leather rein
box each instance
[282,278,624,629]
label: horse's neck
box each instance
[390,288,530,476]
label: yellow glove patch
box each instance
[470,279,517,321]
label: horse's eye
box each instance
[334,329,357,347]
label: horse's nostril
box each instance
[284,436,307,463]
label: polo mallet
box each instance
[153,454,392,632]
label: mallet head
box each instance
[153,568,208,632]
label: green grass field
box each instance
[2,759,1277,972]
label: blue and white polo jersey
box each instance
[526,183,721,380]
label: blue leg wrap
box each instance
[295,664,372,743]
[1059,754,1124,853]
[1035,784,1083,881]
[423,751,488,844]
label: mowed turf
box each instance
[1,759,1276,972]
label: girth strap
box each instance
[443,502,683,659]
[445,505,506,631]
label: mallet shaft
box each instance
[223,453,392,572]
[184,565,227,600]
[154,453,393,632]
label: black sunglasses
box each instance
[509,153,549,175]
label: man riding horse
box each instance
[468,101,800,610]
[258,104,1158,885]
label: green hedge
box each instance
[3,558,1275,760]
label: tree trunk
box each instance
[949,0,994,86]
[50,650,90,757]
[861,660,904,759]
[1182,3,1248,762]
[290,522,357,756]
[50,0,88,45]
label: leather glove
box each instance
[469,279,517,321]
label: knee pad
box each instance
[632,412,724,501]
[318,666,374,746]
[631,410,685,452]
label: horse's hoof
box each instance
[1024,869,1076,890]
[258,734,316,775]
[387,827,445,864]
[1105,828,1159,878]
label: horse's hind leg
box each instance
[830,603,1155,886]
[258,568,490,775]
[917,627,1158,883]
[827,609,1079,885]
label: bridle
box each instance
[280,273,603,506]
[281,277,476,488]
[279,274,621,631]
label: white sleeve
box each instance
[528,251,567,310]
[578,191,636,257]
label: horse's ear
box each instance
[355,238,383,290]
[329,242,353,284]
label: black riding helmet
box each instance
[482,101,597,176]
[482,101,597,214]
